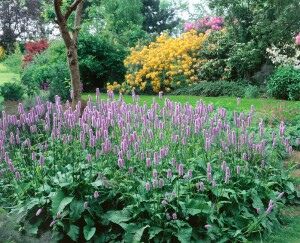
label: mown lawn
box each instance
[83,93,300,113]
[0,63,20,85]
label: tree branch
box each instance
[72,0,84,44]
[65,0,83,21]
[53,0,64,23]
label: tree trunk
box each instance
[53,0,84,107]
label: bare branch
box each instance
[65,0,83,21]
[72,0,84,44]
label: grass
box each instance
[83,93,300,113]
[0,63,20,85]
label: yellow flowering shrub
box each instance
[0,46,5,61]
[107,29,234,94]
[109,31,208,94]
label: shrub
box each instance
[3,42,23,74]
[171,81,246,97]
[244,85,259,98]
[0,82,24,101]
[267,66,300,100]
[0,93,298,242]
[23,40,49,65]
[21,41,71,101]
[78,32,127,90]
[110,31,208,94]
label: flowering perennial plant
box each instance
[0,92,299,241]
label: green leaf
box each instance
[67,224,79,241]
[83,226,96,241]
[103,210,131,225]
[285,181,295,192]
[70,199,84,221]
[132,225,149,242]
[149,226,162,239]
[252,196,264,209]
[187,208,202,216]
[84,215,95,227]
[176,227,192,242]
[51,190,74,215]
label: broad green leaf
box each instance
[67,224,79,241]
[51,190,65,214]
[132,225,149,242]
[70,199,84,221]
[187,208,202,215]
[285,181,295,192]
[149,226,162,239]
[103,210,131,225]
[252,196,264,209]
[83,225,96,241]
[84,215,95,227]
[176,227,192,242]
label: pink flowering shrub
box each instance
[184,16,225,34]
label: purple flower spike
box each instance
[87,154,92,163]
[172,213,177,220]
[276,192,285,199]
[15,171,20,180]
[36,208,42,216]
[146,182,150,191]
[236,166,241,175]
[178,164,184,176]
[153,180,157,188]
[153,169,157,178]
[207,163,211,173]
[167,169,172,179]
[162,200,167,206]
[200,182,204,192]
[146,158,151,168]
[50,220,58,227]
[94,191,99,198]
[39,155,44,166]
[84,201,88,209]
[221,161,226,171]
[159,178,164,187]
[204,224,212,229]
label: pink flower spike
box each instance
[84,201,88,209]
[162,200,167,206]
[145,182,151,191]
[172,213,177,220]
[36,208,42,216]
[50,220,58,227]
[94,191,99,199]
[276,192,285,199]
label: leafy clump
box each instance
[0,92,299,242]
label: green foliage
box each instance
[21,41,70,102]
[227,41,262,79]
[3,43,23,74]
[208,0,300,79]
[171,81,246,97]
[244,85,259,98]
[78,32,127,89]
[0,81,24,101]
[196,31,234,81]
[141,0,179,33]
[267,66,300,100]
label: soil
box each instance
[3,100,20,115]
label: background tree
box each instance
[0,0,48,52]
[53,0,84,105]
[141,0,179,34]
